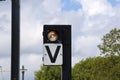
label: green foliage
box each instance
[72,58,95,80]
[98,28,120,56]
[35,66,61,80]
[72,56,120,80]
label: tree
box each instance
[98,28,120,56]
[72,57,96,80]
[35,66,61,80]
[72,56,120,80]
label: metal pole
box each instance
[62,26,71,80]
[11,0,20,80]
[20,65,27,80]
[22,66,24,80]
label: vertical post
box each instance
[22,66,24,80]
[11,0,20,80]
[20,65,27,80]
[62,26,71,80]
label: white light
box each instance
[48,31,58,42]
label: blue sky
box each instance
[61,0,81,11]
[0,0,120,80]
[108,0,120,6]
[61,0,120,11]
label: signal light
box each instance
[43,25,62,43]
[47,30,58,42]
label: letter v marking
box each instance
[45,46,61,63]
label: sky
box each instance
[0,0,120,80]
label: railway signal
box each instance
[43,25,71,80]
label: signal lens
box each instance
[47,31,58,42]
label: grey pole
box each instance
[20,65,27,80]
[11,0,20,80]
[22,66,24,80]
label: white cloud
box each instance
[77,0,113,16]
[20,54,43,80]
[81,15,110,32]
[74,36,101,57]
[0,57,10,80]
[41,0,62,14]
[21,23,42,50]
[0,32,11,57]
